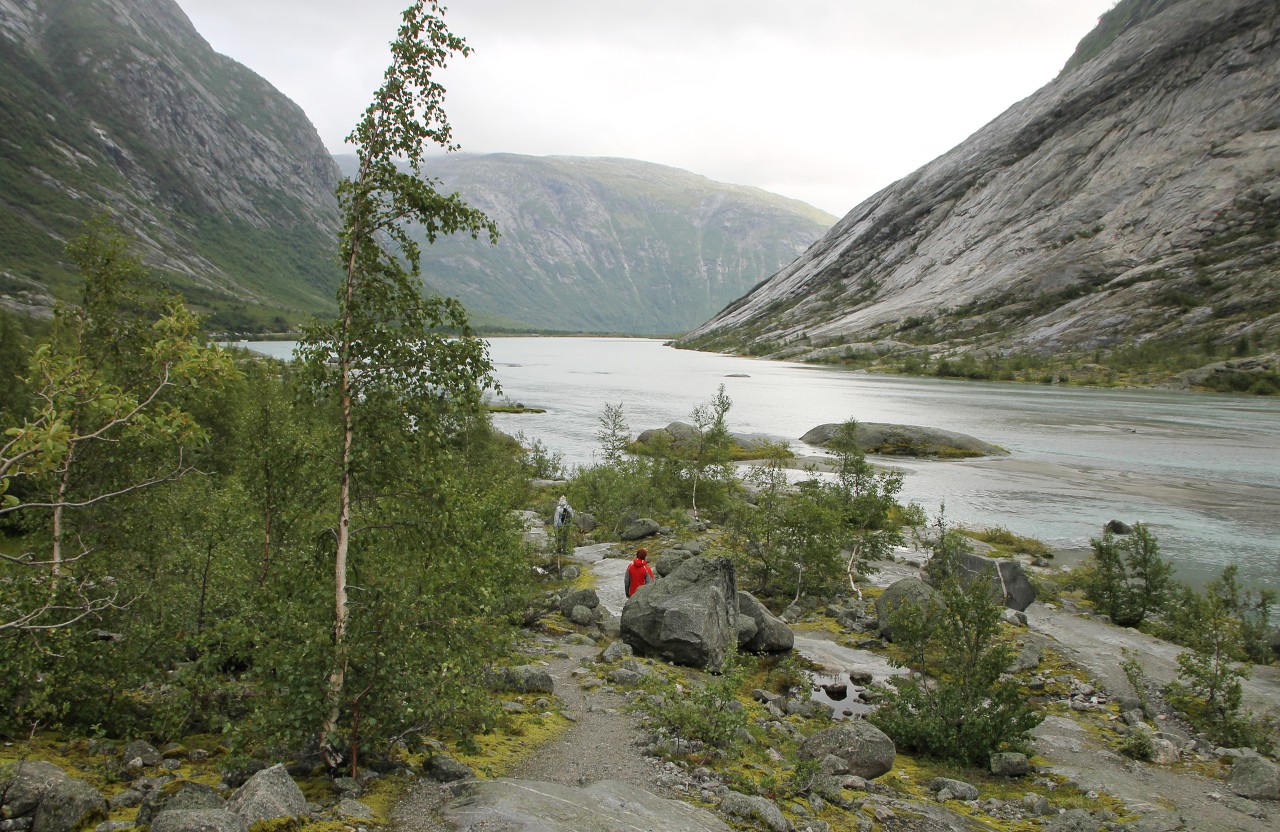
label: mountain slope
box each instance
[337,153,835,335]
[0,0,342,329]
[680,0,1279,373]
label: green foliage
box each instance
[595,402,630,466]
[1082,524,1173,627]
[728,419,904,601]
[515,432,564,480]
[871,535,1043,767]
[1119,726,1155,761]
[1163,568,1276,751]
[645,658,749,757]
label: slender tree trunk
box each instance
[322,192,364,768]
[50,434,77,577]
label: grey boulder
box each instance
[799,721,896,780]
[989,752,1030,777]
[1228,753,1280,800]
[719,791,787,832]
[736,591,793,653]
[1,761,108,832]
[488,665,555,694]
[875,577,940,641]
[149,811,248,832]
[954,552,1037,611]
[440,778,732,831]
[620,518,661,541]
[137,782,224,826]
[559,588,599,618]
[226,764,307,825]
[423,755,474,783]
[620,556,738,672]
[121,741,162,768]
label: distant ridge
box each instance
[334,153,835,335]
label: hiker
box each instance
[624,547,656,598]
[553,495,574,528]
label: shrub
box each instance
[871,542,1043,766]
[1082,523,1173,627]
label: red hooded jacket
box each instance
[625,557,656,598]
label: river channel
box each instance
[242,337,1280,591]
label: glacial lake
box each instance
[241,337,1280,591]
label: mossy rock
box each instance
[801,422,1007,459]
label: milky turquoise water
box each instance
[241,337,1280,591]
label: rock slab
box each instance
[441,778,733,831]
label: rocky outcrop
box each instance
[148,810,247,832]
[801,422,1006,459]
[736,591,794,654]
[0,0,342,324]
[681,0,1280,373]
[620,556,738,671]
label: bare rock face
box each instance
[0,0,341,318]
[682,0,1280,367]
[440,779,733,831]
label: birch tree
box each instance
[296,0,498,768]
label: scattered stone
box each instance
[719,791,787,832]
[559,588,600,618]
[607,669,644,686]
[149,810,247,832]
[560,565,581,581]
[488,665,555,694]
[989,752,1030,777]
[1043,808,1101,832]
[107,790,143,811]
[121,741,162,768]
[600,640,633,663]
[334,799,373,821]
[1007,643,1042,673]
[928,777,978,801]
[226,765,306,825]
[1022,792,1052,816]
[1106,520,1133,535]
[568,605,595,626]
[423,755,474,783]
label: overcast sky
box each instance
[176,0,1118,216]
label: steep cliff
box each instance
[333,153,835,335]
[0,0,341,328]
[680,0,1280,376]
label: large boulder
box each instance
[226,764,306,826]
[149,811,247,832]
[953,552,1037,611]
[801,422,1006,459]
[652,549,692,577]
[136,782,224,827]
[636,422,700,448]
[799,721,896,780]
[1,761,108,832]
[1228,753,1280,800]
[736,591,793,653]
[875,577,940,641]
[620,556,738,671]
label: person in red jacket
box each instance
[624,548,656,598]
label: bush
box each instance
[871,542,1043,767]
[1082,524,1173,627]
[646,660,748,758]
